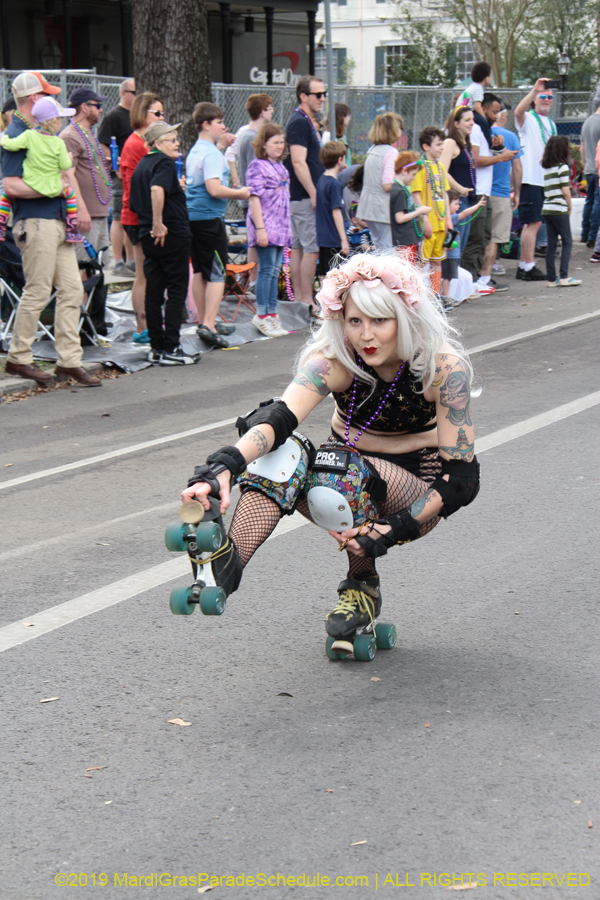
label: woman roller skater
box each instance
[180,251,480,652]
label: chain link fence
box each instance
[1,70,593,153]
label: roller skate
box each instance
[325,576,397,662]
[164,497,243,617]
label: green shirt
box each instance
[0,128,72,197]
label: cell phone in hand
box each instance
[542,79,561,89]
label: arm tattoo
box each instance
[410,487,439,518]
[246,426,269,456]
[440,428,474,462]
[439,369,472,426]
[292,358,331,396]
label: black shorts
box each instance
[124,224,141,245]
[190,218,229,282]
[441,257,459,280]
[318,246,342,276]
[517,183,544,225]
[329,431,441,484]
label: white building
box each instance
[315,0,476,87]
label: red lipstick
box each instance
[363,347,377,355]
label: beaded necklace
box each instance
[420,156,447,220]
[13,111,32,130]
[464,145,477,189]
[393,179,423,238]
[294,106,321,143]
[344,356,406,452]
[70,119,113,205]
[531,111,557,146]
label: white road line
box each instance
[468,311,600,355]
[2,312,597,493]
[1,390,599,655]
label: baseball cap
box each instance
[68,87,108,108]
[144,121,181,144]
[2,96,16,115]
[12,71,61,99]
[32,96,75,123]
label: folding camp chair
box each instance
[219,262,257,323]
[0,227,57,349]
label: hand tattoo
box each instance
[292,357,331,396]
[246,427,269,455]
[440,427,474,461]
[439,370,472,426]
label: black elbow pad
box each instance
[431,456,480,518]
[236,398,298,451]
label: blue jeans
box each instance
[255,244,283,315]
[458,196,472,253]
[581,173,600,243]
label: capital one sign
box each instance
[249,51,300,87]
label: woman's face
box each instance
[344,296,399,368]
[343,114,351,129]
[156,133,180,159]
[264,134,285,160]
[457,111,474,136]
[144,101,164,130]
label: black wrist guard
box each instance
[236,398,298,451]
[188,446,247,494]
[430,456,480,518]
[355,509,421,558]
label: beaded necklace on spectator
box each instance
[70,119,113,205]
[464,145,477,190]
[13,111,32,130]
[420,156,447,220]
[294,106,320,142]
[392,179,424,238]
[531,111,557,146]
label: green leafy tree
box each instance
[512,0,599,92]
[388,17,457,87]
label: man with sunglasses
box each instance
[61,89,111,265]
[285,75,326,307]
[514,78,558,281]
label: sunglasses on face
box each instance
[87,102,102,109]
[309,91,327,99]
[150,110,164,117]
[538,94,553,100]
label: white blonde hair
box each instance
[297,253,472,391]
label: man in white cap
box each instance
[2,72,100,386]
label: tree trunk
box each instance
[131,0,211,154]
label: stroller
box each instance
[0,226,109,351]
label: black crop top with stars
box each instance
[332,362,437,434]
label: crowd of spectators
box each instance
[1,65,598,384]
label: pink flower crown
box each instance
[315,253,425,319]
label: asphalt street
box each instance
[1,251,598,900]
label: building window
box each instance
[315,47,348,84]
[455,40,476,81]
[375,45,408,85]
[336,0,347,6]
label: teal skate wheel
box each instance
[199,585,226,616]
[165,522,188,552]
[325,636,346,660]
[375,622,397,650]
[169,586,195,616]
[195,521,223,553]
[353,634,377,662]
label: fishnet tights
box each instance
[227,456,440,577]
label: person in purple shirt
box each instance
[246,124,293,338]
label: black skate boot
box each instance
[165,497,243,617]
[325,576,397,662]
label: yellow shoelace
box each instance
[332,588,376,630]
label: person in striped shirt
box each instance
[541,135,581,287]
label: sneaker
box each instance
[516,266,546,281]
[133,329,151,344]
[147,349,162,364]
[124,259,136,275]
[489,279,509,292]
[590,251,600,263]
[441,295,460,309]
[491,262,506,275]
[326,577,382,640]
[252,314,276,336]
[268,314,288,336]
[159,346,200,366]
[473,281,496,295]
[587,240,595,249]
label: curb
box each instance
[1,363,103,399]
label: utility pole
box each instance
[323,0,335,140]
